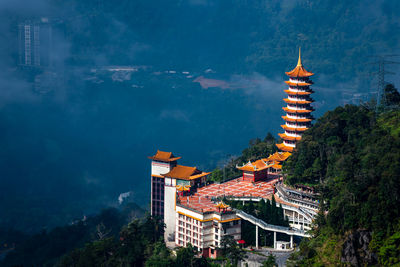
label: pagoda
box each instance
[276,48,314,152]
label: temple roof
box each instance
[283,98,313,105]
[237,159,272,172]
[265,151,292,162]
[276,143,294,152]
[271,163,283,170]
[176,185,191,191]
[148,150,181,162]
[278,133,302,141]
[283,107,313,113]
[215,201,230,209]
[281,124,308,132]
[285,81,312,87]
[282,116,312,123]
[162,165,209,180]
[284,89,313,96]
[285,48,314,78]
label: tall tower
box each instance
[148,150,180,218]
[276,48,314,152]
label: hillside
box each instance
[284,93,400,265]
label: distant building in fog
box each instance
[18,18,52,68]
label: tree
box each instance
[221,236,247,267]
[385,83,400,106]
[175,243,196,267]
[145,241,174,267]
[262,254,277,267]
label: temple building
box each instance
[277,48,315,152]
[148,150,210,241]
[236,151,292,181]
[147,50,321,257]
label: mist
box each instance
[0,0,399,233]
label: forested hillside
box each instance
[284,85,400,266]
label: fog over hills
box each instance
[0,0,399,232]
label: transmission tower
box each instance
[369,55,400,111]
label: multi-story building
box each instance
[18,18,53,68]
[148,150,210,241]
[176,198,241,258]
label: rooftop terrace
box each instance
[177,176,280,213]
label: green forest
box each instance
[285,84,400,266]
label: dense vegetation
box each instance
[37,0,400,80]
[284,85,400,265]
[0,204,145,267]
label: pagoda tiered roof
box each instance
[281,125,308,132]
[278,133,302,141]
[285,48,314,78]
[276,143,294,152]
[265,151,292,162]
[285,81,312,87]
[277,48,315,153]
[282,116,312,123]
[284,89,313,95]
[282,107,313,113]
[148,150,181,162]
[283,98,312,105]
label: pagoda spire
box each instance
[276,48,315,152]
[297,47,302,67]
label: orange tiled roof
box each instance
[284,90,313,96]
[176,185,191,191]
[283,98,312,105]
[237,159,272,172]
[276,143,294,152]
[272,163,282,170]
[148,150,181,162]
[215,201,230,209]
[278,133,302,141]
[265,151,292,162]
[283,107,313,113]
[282,116,312,123]
[285,48,314,78]
[163,165,209,180]
[284,81,312,87]
[281,124,308,132]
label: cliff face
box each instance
[341,230,377,266]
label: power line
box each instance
[368,55,400,111]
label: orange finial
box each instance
[297,47,302,67]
